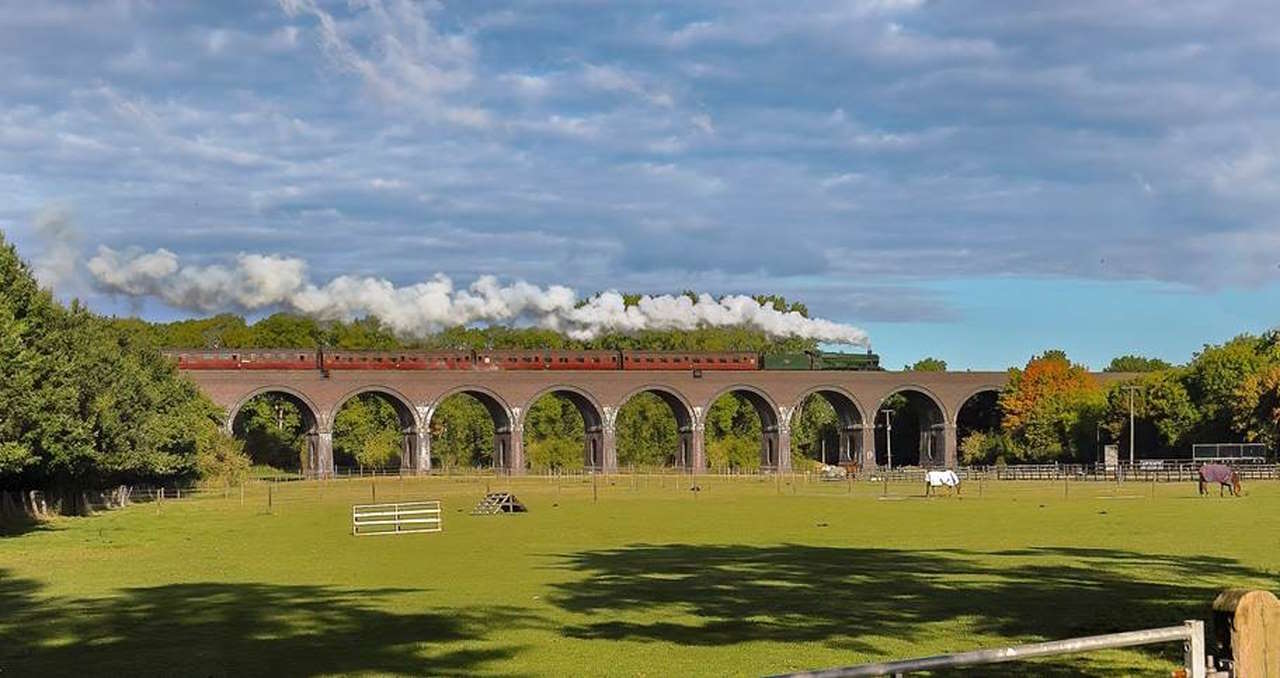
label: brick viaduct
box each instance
[181,367,1088,475]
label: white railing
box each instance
[351,500,442,536]
[770,620,1213,678]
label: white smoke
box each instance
[32,205,81,291]
[86,246,871,347]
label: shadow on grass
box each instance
[549,544,1277,676]
[0,514,57,538]
[0,569,536,677]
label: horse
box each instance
[1198,463,1241,497]
[924,469,961,496]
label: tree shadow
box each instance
[0,514,56,537]
[0,569,537,677]
[548,544,1276,676]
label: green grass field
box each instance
[2,475,1277,677]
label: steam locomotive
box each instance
[164,348,882,372]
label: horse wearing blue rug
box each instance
[1199,463,1241,497]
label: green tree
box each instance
[616,393,679,467]
[1102,371,1198,458]
[791,395,839,464]
[0,232,242,506]
[706,436,761,471]
[526,438,581,471]
[249,313,321,348]
[429,395,495,469]
[1105,355,1173,373]
[1184,334,1279,442]
[907,357,947,372]
[333,394,403,470]
[233,396,308,470]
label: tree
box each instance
[907,358,947,372]
[429,395,494,469]
[1105,355,1172,373]
[1102,371,1197,458]
[332,394,403,470]
[1232,365,1280,453]
[1184,334,1279,442]
[249,313,322,348]
[706,436,760,471]
[0,231,242,506]
[791,395,839,463]
[526,438,581,471]
[233,395,308,470]
[999,350,1103,462]
[616,393,678,467]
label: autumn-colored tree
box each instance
[999,350,1103,461]
[1232,365,1280,452]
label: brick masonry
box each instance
[184,368,1129,475]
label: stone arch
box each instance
[330,385,426,473]
[427,386,519,473]
[790,385,867,467]
[953,386,1003,425]
[955,387,1003,461]
[617,384,699,470]
[874,385,949,468]
[705,384,785,471]
[523,385,608,471]
[227,385,323,433]
[226,385,325,476]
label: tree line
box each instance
[0,234,246,510]
[3,227,1276,497]
[963,342,1280,464]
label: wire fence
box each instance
[4,461,1276,521]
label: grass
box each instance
[2,475,1278,677]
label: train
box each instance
[164,348,882,372]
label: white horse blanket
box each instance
[925,470,960,487]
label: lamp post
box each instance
[1123,384,1141,466]
[883,409,894,470]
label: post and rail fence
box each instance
[351,500,443,536]
[771,620,1215,678]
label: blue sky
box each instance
[1,1,1277,370]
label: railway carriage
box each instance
[164,348,881,371]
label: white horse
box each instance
[924,469,961,496]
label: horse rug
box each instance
[926,470,960,487]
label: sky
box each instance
[1,0,1278,370]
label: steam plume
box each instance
[32,205,80,291]
[87,246,871,347]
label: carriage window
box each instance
[560,357,568,363]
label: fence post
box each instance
[1185,619,1206,678]
[267,484,273,512]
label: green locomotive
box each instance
[761,350,881,371]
